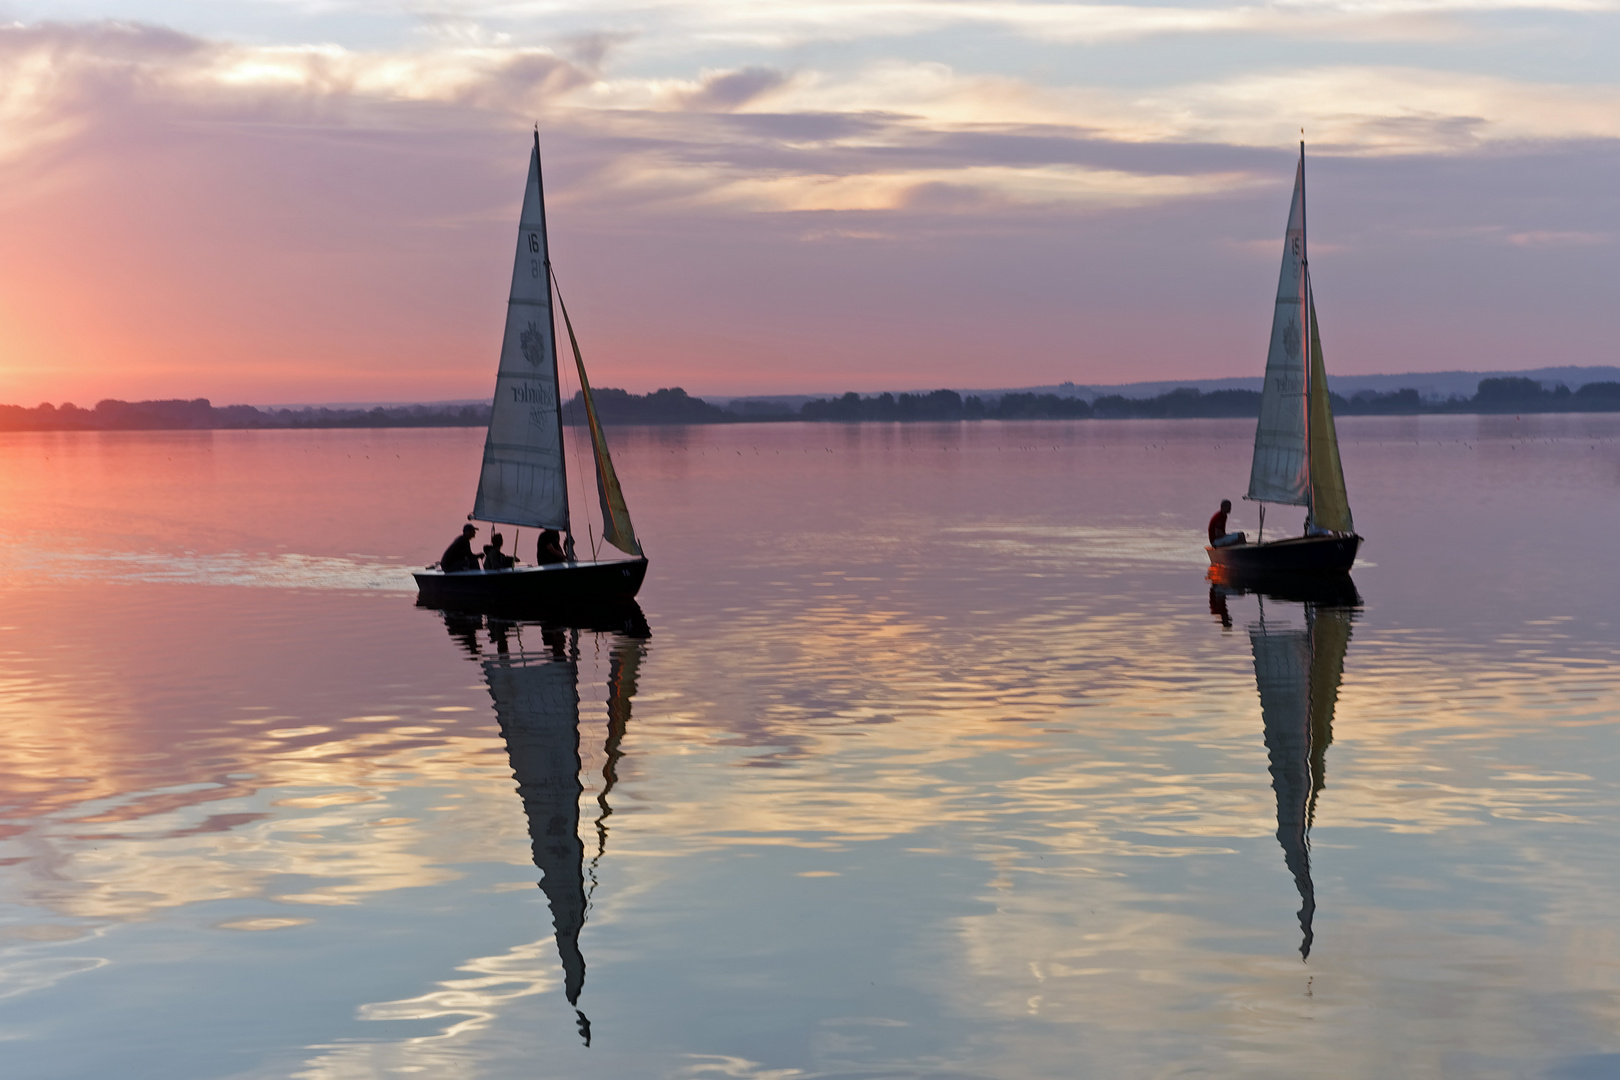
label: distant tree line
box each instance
[4,377,1618,432]
[785,378,1620,422]
[1467,377,1620,412]
[0,398,490,431]
[560,386,730,424]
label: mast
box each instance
[535,129,574,554]
[1300,141,1314,528]
[1299,141,1307,276]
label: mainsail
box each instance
[559,297,641,557]
[1246,157,1310,507]
[472,137,571,531]
[1305,283,1353,533]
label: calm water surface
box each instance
[0,415,1617,1079]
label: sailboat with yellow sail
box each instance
[415,132,647,609]
[1208,144,1360,575]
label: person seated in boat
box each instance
[482,532,515,570]
[1208,499,1246,548]
[440,523,481,572]
[536,529,567,565]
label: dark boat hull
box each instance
[413,557,647,615]
[1206,534,1360,574]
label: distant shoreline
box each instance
[2,376,1617,433]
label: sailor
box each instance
[440,524,481,572]
[482,532,515,570]
[1208,500,1246,548]
[536,529,568,565]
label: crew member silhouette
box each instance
[537,529,568,565]
[483,532,515,570]
[440,524,481,572]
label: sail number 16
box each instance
[528,232,542,278]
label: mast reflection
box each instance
[1212,572,1358,960]
[438,604,649,1044]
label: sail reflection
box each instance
[438,605,649,1044]
[1213,574,1357,960]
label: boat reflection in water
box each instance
[1210,570,1359,960]
[438,602,650,1044]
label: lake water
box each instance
[0,414,1617,1079]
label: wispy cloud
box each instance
[10,23,1617,214]
[1506,229,1612,246]
[227,0,1620,45]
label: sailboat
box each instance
[1208,143,1361,575]
[441,607,649,1045]
[415,132,648,610]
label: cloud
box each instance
[680,66,791,111]
[0,17,1618,401]
[8,22,1619,216]
[1506,229,1612,246]
[0,22,594,172]
[612,159,1261,213]
[293,0,1620,47]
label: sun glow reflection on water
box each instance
[0,417,1615,1078]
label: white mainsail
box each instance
[472,140,570,531]
[1246,158,1310,507]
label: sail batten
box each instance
[1247,158,1311,507]
[472,141,571,532]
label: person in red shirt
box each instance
[1208,499,1233,545]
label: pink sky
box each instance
[1,19,1616,405]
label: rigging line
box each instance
[550,267,599,562]
[550,268,602,561]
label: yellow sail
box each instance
[1306,281,1353,533]
[557,294,641,557]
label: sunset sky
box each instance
[0,0,1616,404]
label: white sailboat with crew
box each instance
[415,132,647,610]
